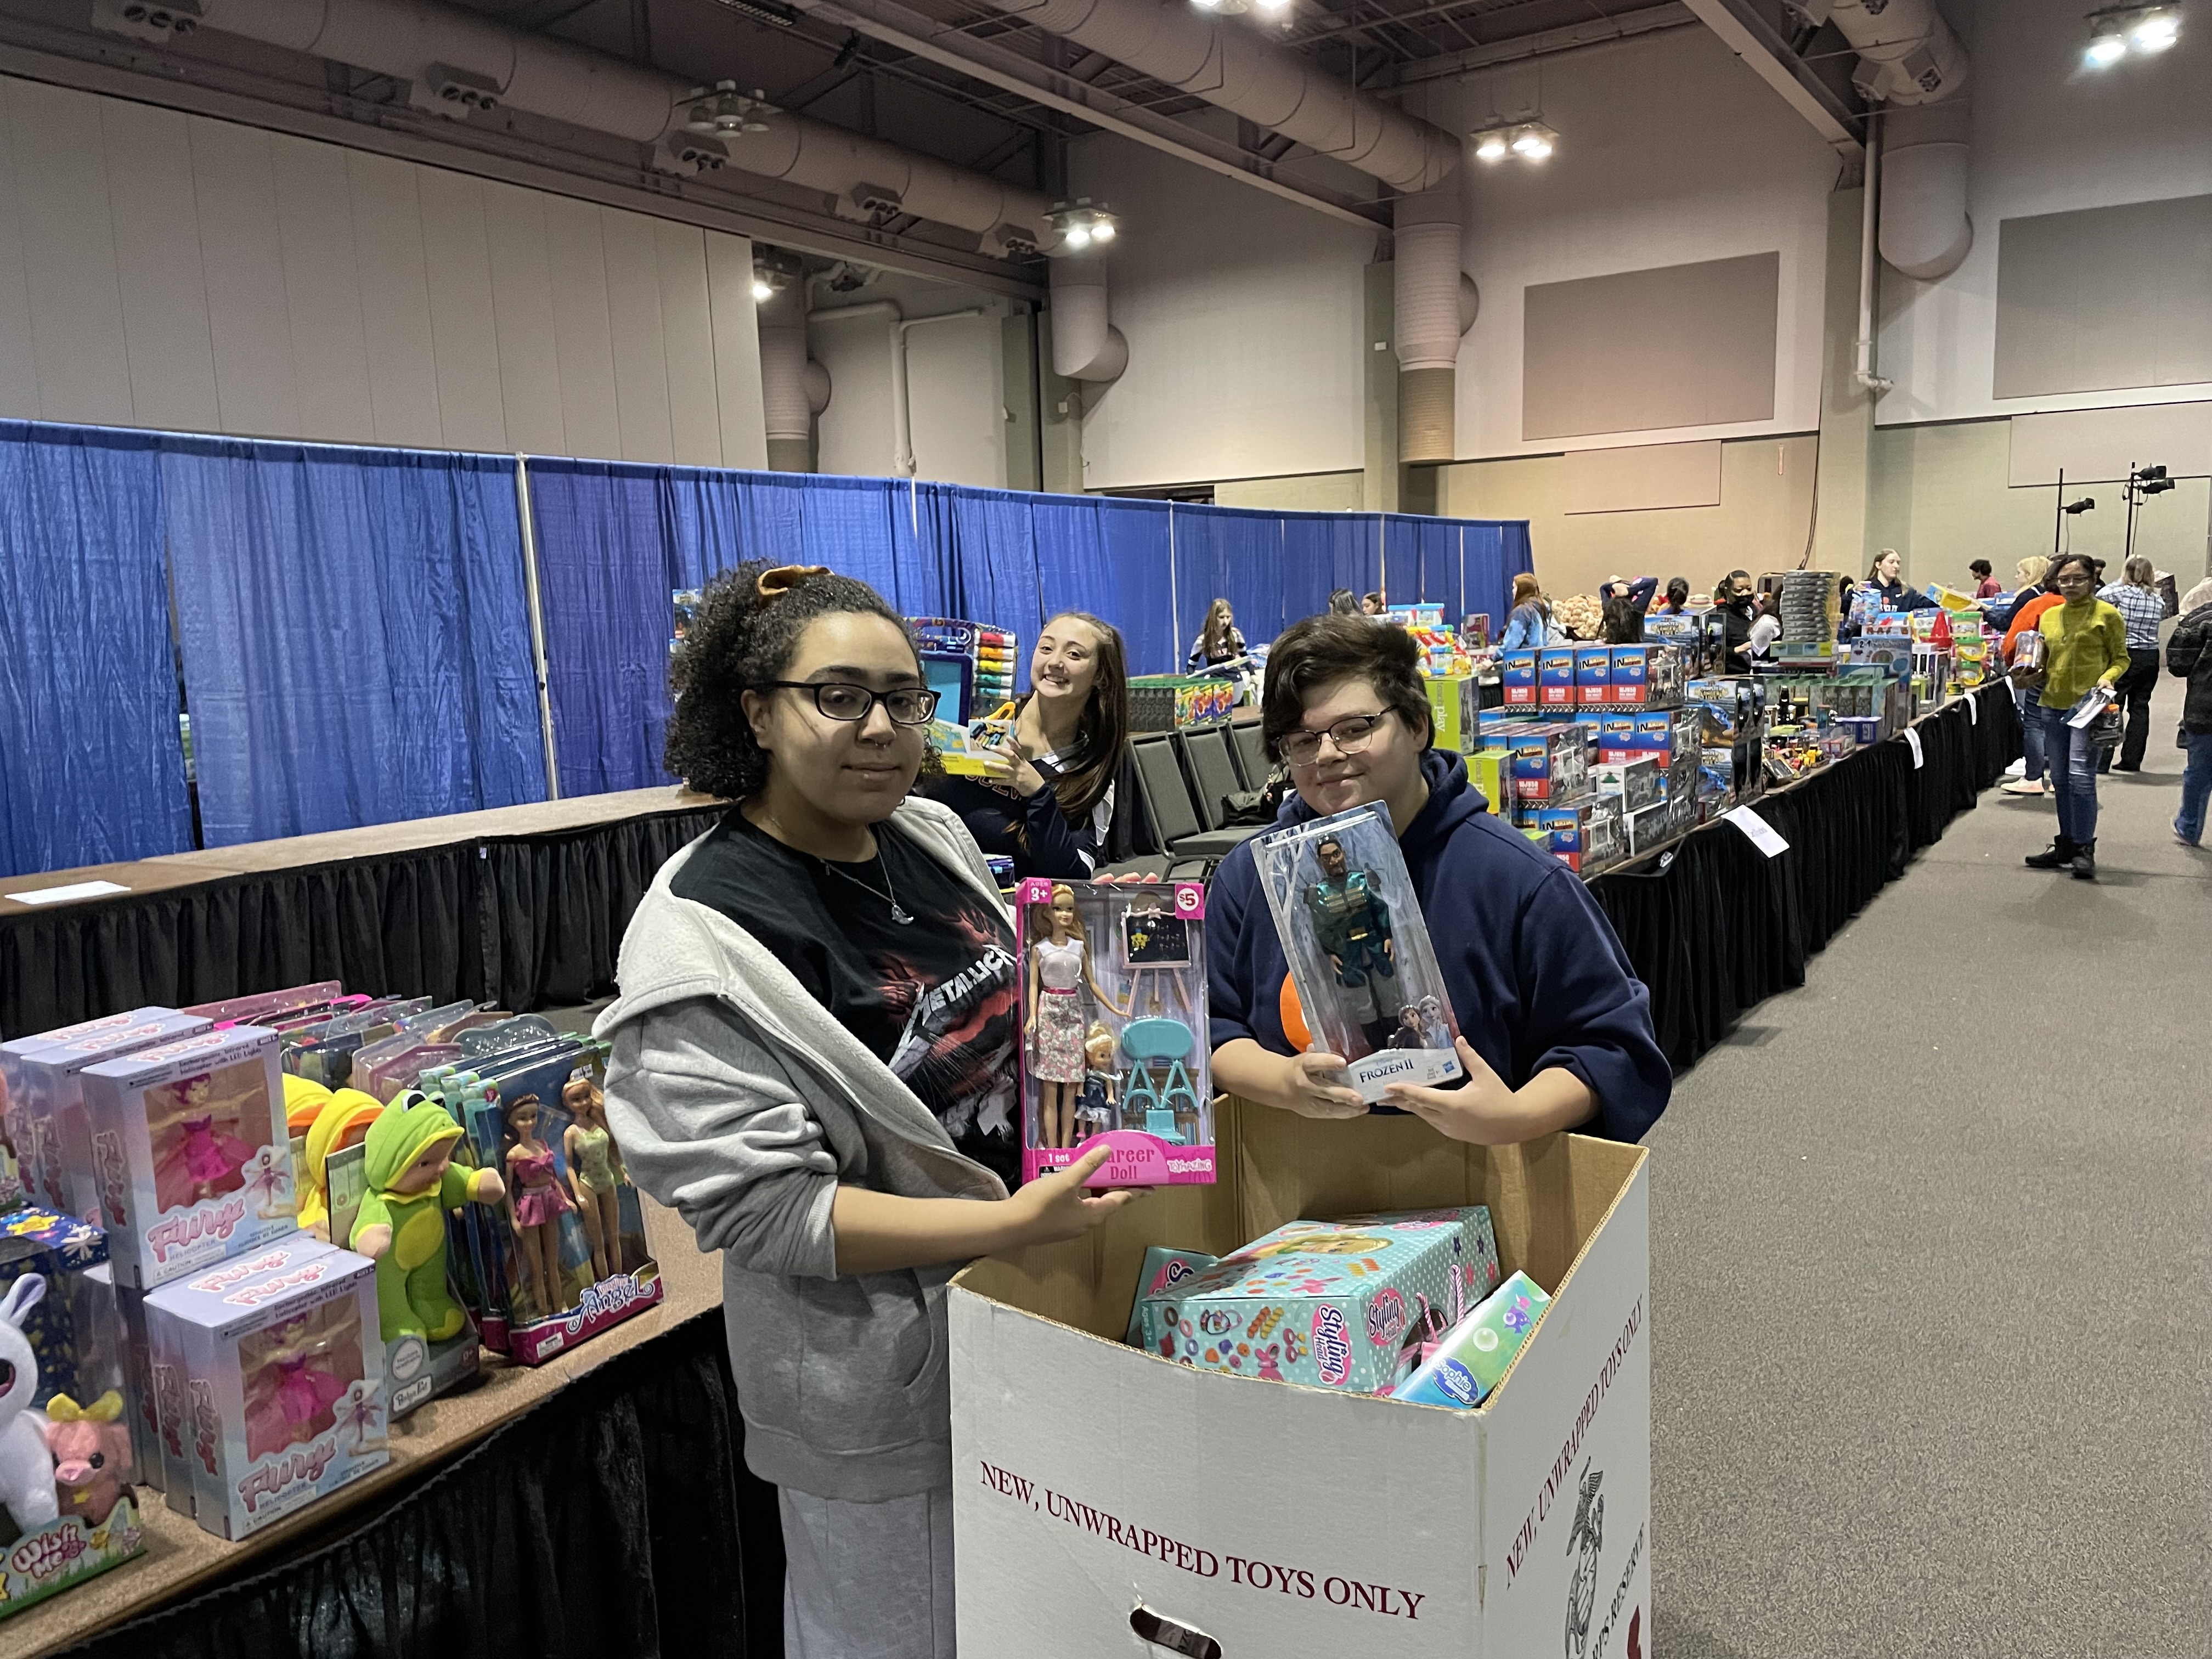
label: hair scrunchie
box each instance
[755,563,829,606]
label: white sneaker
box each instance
[2004,758,2026,778]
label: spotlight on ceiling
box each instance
[2083,4,2180,65]
[751,279,775,302]
[1252,0,1293,18]
[1048,198,1120,251]
[2063,496,2096,515]
[1473,121,1558,163]
[684,80,777,135]
[1190,0,1252,14]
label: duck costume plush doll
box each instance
[348,1092,505,1344]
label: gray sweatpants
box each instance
[780,1483,956,1659]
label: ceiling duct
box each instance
[1050,249,1127,383]
[978,0,1471,456]
[1799,0,1974,281]
[159,0,1057,252]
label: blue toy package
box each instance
[1123,1246,1220,1345]
[1393,1271,1552,1408]
[1135,1207,1499,1394]
[1500,648,1539,706]
[143,1238,387,1539]
[1538,646,1578,707]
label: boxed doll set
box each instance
[1391,1270,1552,1408]
[452,1041,660,1364]
[144,1238,387,1539]
[1252,804,1465,1101]
[1,1011,212,1221]
[0,1207,146,1620]
[80,1025,298,1289]
[1134,1207,1501,1395]
[1017,879,1215,1186]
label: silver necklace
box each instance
[818,849,914,925]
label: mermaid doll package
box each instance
[80,1026,299,1290]
[143,1238,387,1539]
[1014,878,1216,1188]
[458,1042,659,1364]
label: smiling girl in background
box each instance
[927,610,1141,878]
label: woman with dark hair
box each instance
[1657,577,1691,614]
[1969,558,2000,600]
[2017,551,2128,880]
[929,611,1135,879]
[1499,572,1555,650]
[1204,614,1669,1144]
[1361,591,1385,617]
[1186,596,1247,669]
[1600,592,1643,645]
[599,562,1137,1659]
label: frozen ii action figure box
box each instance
[1015,878,1215,1187]
[1251,804,1465,1103]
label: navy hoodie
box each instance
[1207,751,1671,1142]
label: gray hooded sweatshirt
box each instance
[594,795,1010,1502]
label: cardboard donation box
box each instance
[950,1103,1651,1659]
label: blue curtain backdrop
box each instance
[525,464,1533,792]
[165,440,544,847]
[0,424,192,879]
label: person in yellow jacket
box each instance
[349,1092,505,1343]
[2017,552,2129,881]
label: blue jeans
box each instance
[2179,734,2212,844]
[2039,703,2099,843]
[2015,681,2045,781]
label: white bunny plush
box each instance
[0,1273,58,1530]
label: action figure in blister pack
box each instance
[1254,804,1465,1103]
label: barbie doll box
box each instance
[951,1111,1650,1659]
[1015,879,1216,1188]
[144,1240,386,1539]
[81,1026,298,1290]
[1,1011,211,1219]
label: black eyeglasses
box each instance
[1280,711,1392,768]
[760,681,941,725]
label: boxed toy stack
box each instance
[0,1207,146,1619]
[1538,645,1578,708]
[1128,674,1237,731]
[1767,569,1843,665]
[0,1010,212,1220]
[1017,880,1216,1187]
[1499,648,1539,707]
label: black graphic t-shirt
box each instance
[673,810,1022,1187]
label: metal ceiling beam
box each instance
[0,20,1046,298]
[1392,4,1702,83]
[1679,0,1864,149]
[782,0,1392,227]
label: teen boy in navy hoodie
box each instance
[1209,614,1670,1143]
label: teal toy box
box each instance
[1135,1207,1499,1394]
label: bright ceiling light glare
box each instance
[2131,7,2180,48]
[2084,28,2128,63]
[1190,0,1251,15]
[1473,120,1558,165]
[1048,198,1120,252]
[1475,131,1509,162]
[751,279,775,302]
[1510,126,1553,159]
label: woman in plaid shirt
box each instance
[2097,556,2168,773]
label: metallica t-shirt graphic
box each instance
[675,811,1023,1187]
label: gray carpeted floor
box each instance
[1649,669,2212,1658]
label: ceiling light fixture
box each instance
[2082,4,2181,66]
[751,279,775,302]
[1472,121,1559,164]
[683,81,777,135]
[1048,198,1120,250]
[1190,0,1252,14]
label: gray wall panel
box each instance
[1995,195,2212,399]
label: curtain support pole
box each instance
[515,454,561,803]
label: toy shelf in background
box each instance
[1015,879,1216,1187]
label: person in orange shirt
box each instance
[2000,559,2064,798]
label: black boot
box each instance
[2070,839,2097,880]
[2024,836,2076,870]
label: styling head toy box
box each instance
[1,1012,213,1221]
[0,1210,145,1620]
[1252,804,1464,1103]
[1133,1207,1500,1394]
[80,1026,297,1290]
[144,1240,386,1539]
[951,1104,1651,1659]
[1017,879,1216,1187]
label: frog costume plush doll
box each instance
[349,1092,505,1343]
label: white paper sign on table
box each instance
[4,879,129,906]
[1904,727,1925,768]
[1724,805,1789,857]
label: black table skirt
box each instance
[1588,681,2022,1072]
[1,809,725,1037]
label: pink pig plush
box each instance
[44,1391,132,1525]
